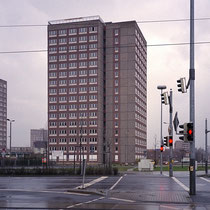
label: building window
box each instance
[89,43,97,50]
[79,53,87,59]
[115,37,119,44]
[69,37,77,43]
[69,28,77,35]
[89,52,97,58]
[69,54,77,60]
[59,63,67,69]
[59,29,67,36]
[79,44,87,51]
[79,36,87,42]
[89,26,97,33]
[69,45,77,52]
[49,30,57,37]
[89,35,97,41]
[114,29,119,36]
[59,46,67,52]
[89,61,97,67]
[59,38,67,44]
[49,39,57,45]
[79,27,87,34]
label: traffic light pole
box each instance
[189,0,196,195]
[169,89,173,177]
[205,119,210,175]
[160,89,163,175]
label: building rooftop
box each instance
[48,15,104,25]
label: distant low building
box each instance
[33,141,47,154]
[11,147,32,155]
[30,129,48,153]
[174,140,190,154]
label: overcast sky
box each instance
[0,0,210,149]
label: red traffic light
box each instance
[160,146,164,152]
[169,136,173,146]
[188,129,193,135]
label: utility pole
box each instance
[189,0,196,195]
[169,89,173,177]
[205,119,210,175]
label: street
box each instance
[0,171,210,209]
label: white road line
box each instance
[75,176,108,189]
[172,177,189,191]
[66,196,104,209]
[163,173,169,177]
[200,177,210,183]
[160,205,181,210]
[109,197,135,203]
[0,188,89,196]
[109,174,126,190]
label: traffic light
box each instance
[161,92,169,105]
[163,136,169,147]
[186,122,193,141]
[160,145,164,152]
[177,78,187,93]
[179,123,193,142]
[169,136,173,146]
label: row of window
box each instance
[49,103,97,111]
[49,86,97,94]
[49,129,97,135]
[49,95,98,102]
[49,35,97,45]
[49,78,97,86]
[49,137,97,143]
[49,146,98,151]
[49,27,97,37]
[49,53,98,61]
[49,120,97,127]
[49,112,97,119]
[49,70,97,78]
[49,44,98,54]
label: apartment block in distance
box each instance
[30,129,48,153]
[47,16,147,164]
[0,79,7,152]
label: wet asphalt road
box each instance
[0,171,210,209]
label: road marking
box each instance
[160,205,181,210]
[0,188,89,196]
[200,177,210,183]
[109,197,135,203]
[172,177,189,191]
[109,174,126,190]
[66,196,104,209]
[75,176,108,189]
[163,173,169,177]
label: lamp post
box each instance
[7,119,15,155]
[157,85,167,175]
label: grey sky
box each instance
[0,0,210,149]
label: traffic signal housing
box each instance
[160,145,164,152]
[169,136,173,146]
[161,92,169,105]
[186,122,193,141]
[179,122,194,142]
[177,78,187,93]
[163,136,169,147]
[179,123,187,141]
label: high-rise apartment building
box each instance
[47,16,147,164]
[0,79,7,151]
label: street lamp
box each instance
[7,119,15,155]
[157,85,167,175]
